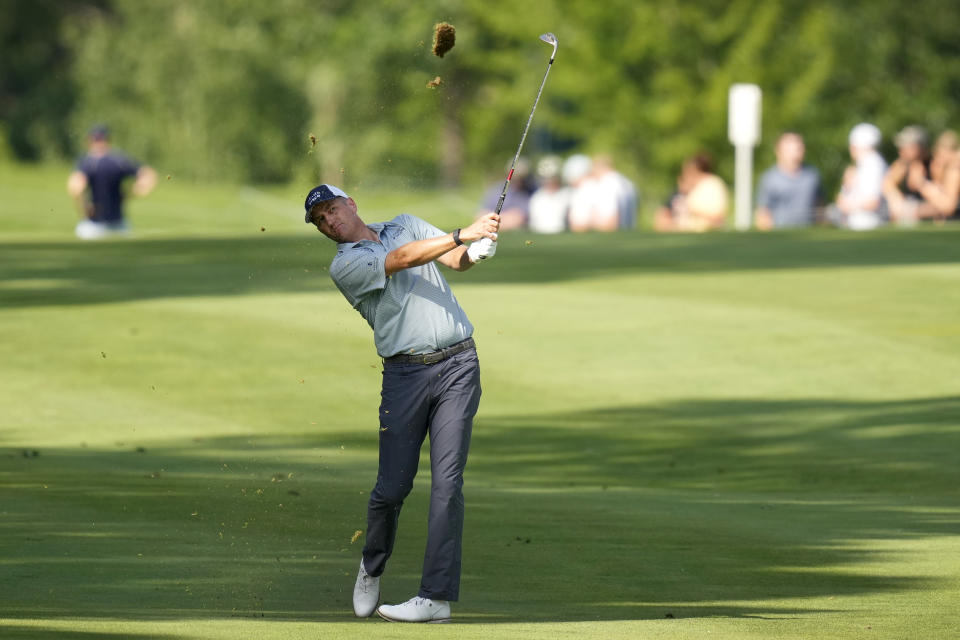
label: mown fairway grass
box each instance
[2,162,959,639]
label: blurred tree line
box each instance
[2,0,959,197]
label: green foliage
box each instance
[0,0,107,160]
[65,0,314,183]
[2,0,960,194]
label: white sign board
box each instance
[728,84,762,147]
[728,83,762,230]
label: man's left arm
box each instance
[132,165,158,197]
[435,244,477,272]
[437,236,498,271]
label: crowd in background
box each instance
[477,154,638,234]
[476,124,960,234]
[67,121,960,240]
[828,124,960,230]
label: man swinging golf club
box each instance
[304,184,498,623]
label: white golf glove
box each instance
[467,236,497,263]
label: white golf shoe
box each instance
[377,596,451,623]
[352,560,380,618]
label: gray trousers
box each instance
[361,347,481,601]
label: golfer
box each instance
[303,184,498,623]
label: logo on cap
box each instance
[304,184,349,222]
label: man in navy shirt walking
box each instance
[67,125,157,239]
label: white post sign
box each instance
[728,84,762,231]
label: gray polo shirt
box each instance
[756,165,822,228]
[330,214,473,358]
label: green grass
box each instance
[2,161,960,639]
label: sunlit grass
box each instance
[1,163,959,639]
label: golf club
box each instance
[492,33,559,218]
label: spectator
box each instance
[899,129,960,223]
[66,124,157,239]
[478,157,535,231]
[593,154,638,230]
[755,132,822,229]
[566,154,638,232]
[884,125,931,225]
[925,130,960,221]
[528,155,569,233]
[654,153,729,232]
[564,154,601,232]
[827,123,887,230]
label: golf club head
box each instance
[539,32,558,59]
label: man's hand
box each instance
[467,237,497,263]
[459,212,500,243]
[755,208,774,231]
[463,212,499,263]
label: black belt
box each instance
[383,338,475,366]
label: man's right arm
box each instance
[330,246,387,308]
[754,172,773,230]
[384,212,499,276]
[66,171,90,218]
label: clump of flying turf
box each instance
[432,22,456,57]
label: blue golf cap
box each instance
[88,124,110,141]
[304,184,349,222]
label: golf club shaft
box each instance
[494,43,557,216]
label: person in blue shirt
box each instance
[66,125,157,239]
[755,132,823,229]
[303,184,498,623]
